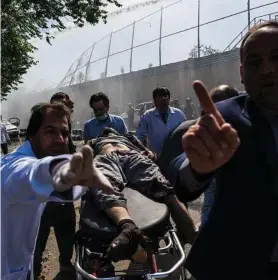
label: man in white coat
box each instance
[1,102,114,280]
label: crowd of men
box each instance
[1,20,278,280]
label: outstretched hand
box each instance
[52,145,114,194]
[182,81,240,174]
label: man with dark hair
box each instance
[1,102,113,280]
[158,84,239,186]
[136,87,186,154]
[84,92,127,143]
[184,97,197,120]
[50,92,74,112]
[83,127,196,262]
[34,92,77,277]
[179,21,278,279]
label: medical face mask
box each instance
[95,113,108,121]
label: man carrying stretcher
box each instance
[85,127,196,262]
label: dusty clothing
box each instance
[88,134,173,210]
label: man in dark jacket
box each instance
[179,21,278,279]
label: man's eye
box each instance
[247,57,261,66]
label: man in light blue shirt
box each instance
[1,102,114,280]
[83,92,127,143]
[136,87,186,155]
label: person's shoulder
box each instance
[1,143,35,165]
[170,107,184,115]
[110,114,125,122]
[216,95,247,123]
[143,107,156,116]
[84,118,96,126]
[216,95,246,112]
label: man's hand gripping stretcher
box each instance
[83,127,196,263]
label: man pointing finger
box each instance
[182,81,240,174]
[179,21,278,280]
[1,102,114,280]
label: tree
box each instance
[120,66,124,74]
[148,62,153,68]
[1,0,121,100]
[100,72,106,79]
[77,72,85,84]
[189,44,220,59]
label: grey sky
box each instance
[15,0,278,90]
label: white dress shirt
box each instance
[1,141,86,280]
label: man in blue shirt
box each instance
[83,92,128,143]
[136,87,186,155]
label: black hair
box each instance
[209,85,239,103]
[26,102,70,140]
[240,21,278,62]
[89,92,110,108]
[152,87,171,99]
[50,92,69,103]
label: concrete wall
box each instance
[62,48,244,127]
[2,49,244,129]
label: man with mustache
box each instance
[1,102,113,280]
[33,92,78,278]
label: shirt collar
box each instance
[154,106,174,116]
[15,140,36,157]
[95,114,112,124]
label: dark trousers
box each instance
[93,150,173,210]
[1,143,8,154]
[33,202,76,278]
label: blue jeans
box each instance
[200,179,216,227]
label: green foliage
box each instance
[1,0,121,100]
[77,71,85,83]
[189,44,220,59]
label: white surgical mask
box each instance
[95,113,108,121]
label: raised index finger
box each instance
[80,145,93,170]
[192,80,225,125]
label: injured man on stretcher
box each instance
[84,127,196,262]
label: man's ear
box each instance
[240,64,244,84]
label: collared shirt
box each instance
[83,114,128,142]
[136,107,186,155]
[1,122,10,144]
[1,141,86,280]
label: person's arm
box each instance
[3,125,10,143]
[119,118,128,134]
[136,114,148,144]
[179,109,186,122]
[170,155,214,203]
[1,154,85,204]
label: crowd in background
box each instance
[1,20,278,280]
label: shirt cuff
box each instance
[30,155,71,201]
[178,158,213,192]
